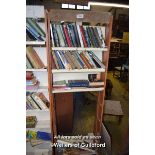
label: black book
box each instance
[26,29,36,41]
[67,24,77,47]
[52,24,60,47]
[90,27,99,48]
[83,26,91,47]
[86,27,95,47]
[72,24,81,47]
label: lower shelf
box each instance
[52,87,104,93]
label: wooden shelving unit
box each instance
[44,9,113,151]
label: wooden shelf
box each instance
[52,68,105,73]
[26,69,47,72]
[26,86,48,92]
[26,41,45,46]
[52,87,104,93]
[52,47,108,51]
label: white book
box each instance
[77,25,84,48]
[56,51,68,69]
[50,23,55,47]
[27,96,40,109]
[31,93,48,110]
[97,27,105,48]
[85,52,97,68]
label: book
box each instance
[27,95,40,109]
[56,24,65,47]
[52,23,60,47]
[26,46,45,69]
[54,51,65,69]
[53,80,67,87]
[77,25,84,47]
[52,51,60,69]
[26,71,34,80]
[63,25,72,47]
[26,77,38,85]
[27,18,45,40]
[68,80,89,87]
[80,25,87,47]
[26,116,37,128]
[31,93,48,110]
[37,93,50,108]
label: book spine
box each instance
[85,52,97,68]
[75,52,87,69]
[82,51,94,68]
[66,25,74,47]
[26,26,41,41]
[73,24,81,47]
[88,51,105,68]
[56,24,65,47]
[68,24,77,47]
[52,24,60,47]
[54,51,65,69]
[69,52,81,69]
[50,23,55,47]
[80,53,92,69]
[26,101,34,110]
[37,92,50,108]
[77,25,84,47]
[94,27,103,48]
[27,96,40,109]
[66,52,77,69]
[97,27,105,47]
[63,25,72,47]
[60,24,68,47]
[52,51,59,69]
[27,18,45,38]
[90,27,99,48]
[31,93,48,110]
[86,27,95,47]
[26,56,33,69]
[50,52,56,69]
[83,26,91,47]
[57,51,68,69]
[26,47,40,69]
[72,52,83,69]
[63,51,75,69]
[80,25,87,47]
[26,29,36,40]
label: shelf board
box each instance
[26,86,48,92]
[26,41,45,46]
[26,69,47,72]
[52,47,108,51]
[52,68,105,73]
[52,87,104,93]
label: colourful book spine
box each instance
[77,25,84,47]
[52,51,59,69]
[63,51,75,69]
[63,25,72,47]
[50,23,55,47]
[27,18,45,38]
[26,56,33,69]
[56,24,65,47]
[80,26,87,47]
[27,96,40,109]
[54,51,65,69]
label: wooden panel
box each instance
[55,93,73,133]
[48,9,112,23]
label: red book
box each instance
[80,26,87,47]
[26,71,34,80]
[63,25,72,47]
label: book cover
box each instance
[63,25,72,47]
[80,25,87,47]
[56,24,65,47]
[26,95,40,109]
[77,25,84,47]
[37,92,50,108]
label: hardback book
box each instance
[63,25,72,47]
[80,25,87,47]
[72,24,81,47]
[31,93,48,110]
[26,77,38,85]
[52,23,60,47]
[80,52,92,69]
[68,80,89,87]
[26,81,39,92]
[53,80,67,87]
[26,95,40,109]
[26,71,34,80]
[56,24,65,47]
[54,51,65,69]
[26,46,45,69]
[77,25,84,47]
[52,51,60,69]
[26,116,37,128]
[37,92,50,108]
[26,18,45,39]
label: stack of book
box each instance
[26,72,39,91]
[26,46,45,69]
[26,18,45,41]
[50,23,105,48]
[26,116,37,128]
[51,50,105,69]
[26,92,50,110]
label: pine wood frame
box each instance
[45,9,113,145]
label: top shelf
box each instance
[51,47,108,51]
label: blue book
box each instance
[54,51,65,69]
[68,80,89,87]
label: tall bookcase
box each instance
[44,9,113,145]
[26,6,52,155]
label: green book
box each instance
[26,18,45,38]
[26,56,33,69]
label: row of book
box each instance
[50,23,105,48]
[26,46,45,69]
[26,18,45,41]
[51,50,105,69]
[53,80,104,88]
[26,92,49,110]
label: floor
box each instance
[72,71,129,155]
